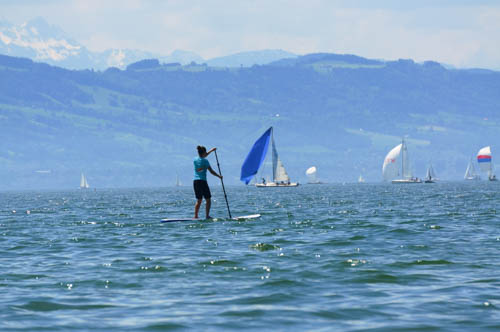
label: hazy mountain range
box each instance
[0,17,297,70]
[1,50,499,190]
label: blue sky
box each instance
[1,0,500,69]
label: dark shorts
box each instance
[193,180,211,199]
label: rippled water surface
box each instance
[1,183,499,331]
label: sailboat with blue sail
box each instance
[240,127,299,187]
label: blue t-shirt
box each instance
[194,157,210,181]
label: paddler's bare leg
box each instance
[194,199,202,219]
[205,198,212,219]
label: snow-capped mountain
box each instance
[0,17,95,68]
[0,17,296,70]
[0,17,204,69]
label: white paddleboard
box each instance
[161,214,261,223]
[161,218,199,223]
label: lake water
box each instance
[1,183,499,331]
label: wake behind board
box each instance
[161,214,261,223]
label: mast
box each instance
[271,128,277,182]
[401,138,405,179]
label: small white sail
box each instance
[425,164,437,182]
[430,165,436,179]
[80,173,89,189]
[274,156,290,182]
[382,144,402,181]
[425,166,433,180]
[269,129,294,185]
[464,158,479,180]
[358,175,365,183]
[306,166,318,183]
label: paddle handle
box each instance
[214,150,232,219]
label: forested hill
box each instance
[1,53,500,189]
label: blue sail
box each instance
[240,127,272,184]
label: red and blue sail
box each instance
[477,155,491,163]
[477,146,493,173]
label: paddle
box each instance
[214,150,232,219]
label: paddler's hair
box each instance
[197,145,207,157]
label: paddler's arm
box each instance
[208,166,222,179]
[205,147,216,156]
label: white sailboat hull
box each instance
[465,176,480,181]
[391,178,422,184]
[255,182,299,187]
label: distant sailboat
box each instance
[175,173,182,187]
[358,175,365,183]
[240,127,299,187]
[477,146,497,181]
[306,166,321,184]
[424,164,437,183]
[464,157,480,181]
[382,138,421,183]
[80,173,89,189]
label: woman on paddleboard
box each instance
[193,146,222,219]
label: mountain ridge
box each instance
[0,17,298,70]
[1,52,500,189]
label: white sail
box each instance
[382,144,402,181]
[425,164,436,181]
[401,140,412,179]
[274,157,290,182]
[271,131,290,183]
[464,158,479,180]
[80,173,89,189]
[306,166,318,183]
[358,175,365,183]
